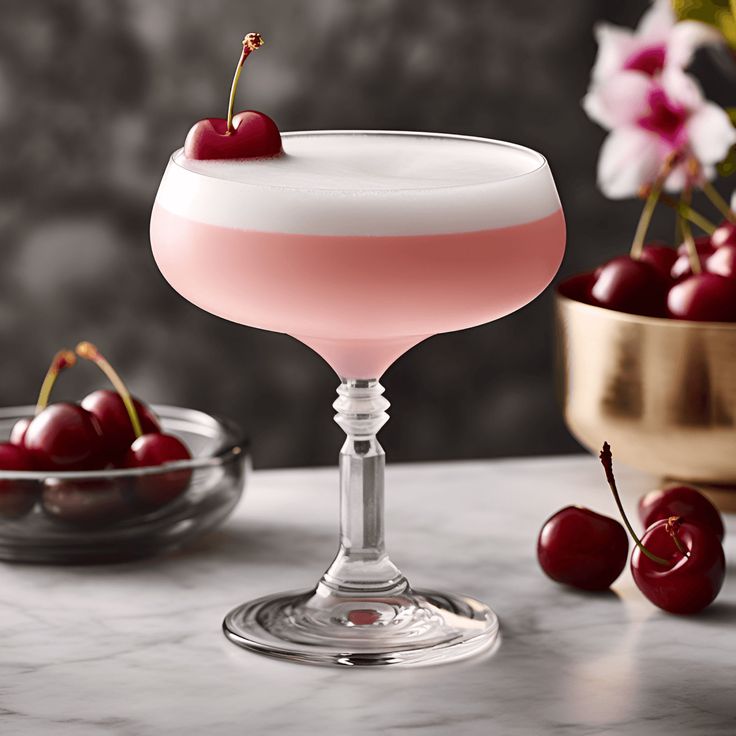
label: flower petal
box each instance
[597,126,663,199]
[583,70,653,129]
[660,67,704,111]
[637,0,675,42]
[591,23,636,81]
[666,20,723,69]
[686,102,736,165]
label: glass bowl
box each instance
[0,405,248,563]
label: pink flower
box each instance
[593,69,736,198]
[583,1,732,199]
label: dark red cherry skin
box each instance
[710,220,736,249]
[123,433,192,509]
[667,273,736,321]
[0,442,38,518]
[632,519,725,614]
[9,417,31,447]
[42,477,130,527]
[24,403,107,471]
[557,272,596,304]
[705,244,736,278]
[639,486,724,542]
[537,506,629,591]
[671,237,715,281]
[639,242,677,281]
[589,256,669,316]
[184,110,282,160]
[81,390,160,462]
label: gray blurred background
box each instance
[0,0,727,467]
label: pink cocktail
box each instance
[151,131,565,666]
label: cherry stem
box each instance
[599,442,672,567]
[657,194,716,235]
[665,516,689,558]
[701,180,736,224]
[631,155,679,259]
[35,349,76,415]
[75,342,143,438]
[680,189,702,275]
[226,32,264,134]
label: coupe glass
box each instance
[150,131,565,666]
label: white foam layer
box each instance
[154,131,560,235]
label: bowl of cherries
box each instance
[0,343,247,563]
[556,208,736,490]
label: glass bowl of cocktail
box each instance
[151,128,565,666]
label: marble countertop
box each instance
[0,456,733,735]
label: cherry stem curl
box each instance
[226,32,264,134]
[75,341,143,438]
[35,349,76,415]
[599,442,671,567]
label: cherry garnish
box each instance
[600,442,725,615]
[184,33,282,161]
[42,477,130,527]
[671,236,714,281]
[632,518,725,614]
[667,273,736,321]
[710,219,736,249]
[638,242,677,281]
[81,389,160,462]
[0,442,37,518]
[123,433,192,509]
[589,256,669,316]
[705,244,736,278]
[639,486,724,542]
[537,506,628,590]
[24,403,107,471]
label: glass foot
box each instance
[223,586,499,667]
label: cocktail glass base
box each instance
[223,585,499,667]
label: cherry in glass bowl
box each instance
[0,405,248,563]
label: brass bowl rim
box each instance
[555,283,736,332]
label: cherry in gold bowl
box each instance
[556,277,736,492]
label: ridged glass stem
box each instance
[320,379,408,596]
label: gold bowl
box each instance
[555,278,736,493]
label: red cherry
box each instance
[81,390,160,461]
[638,242,677,281]
[632,518,725,615]
[671,236,714,281]
[183,33,282,161]
[667,273,736,321]
[705,244,736,278]
[0,442,37,518]
[184,111,282,161]
[710,220,736,248]
[590,256,668,316]
[9,417,31,447]
[600,442,724,615]
[42,477,130,527]
[123,433,192,509]
[24,403,107,471]
[537,506,628,591]
[639,486,724,542]
[557,272,596,304]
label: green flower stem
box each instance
[659,194,716,235]
[701,180,735,223]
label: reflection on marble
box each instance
[0,456,733,735]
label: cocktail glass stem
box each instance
[320,379,408,596]
[222,379,499,666]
